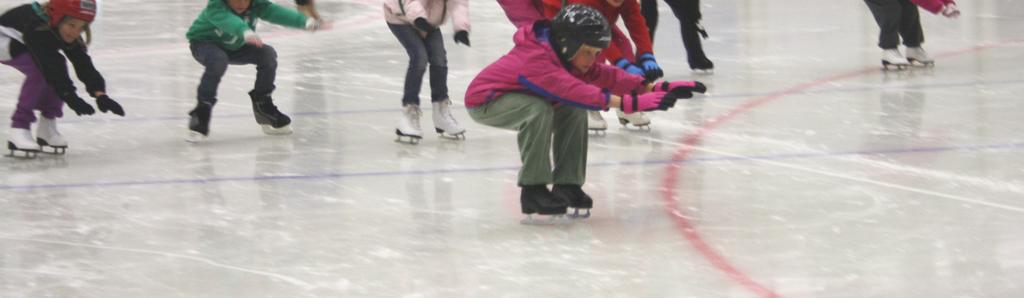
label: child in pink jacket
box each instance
[865,0,959,69]
[383,0,470,144]
[464,5,705,222]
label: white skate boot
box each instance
[7,127,40,158]
[432,99,466,140]
[36,117,67,154]
[881,49,910,70]
[395,104,423,144]
[617,110,651,129]
[905,47,934,67]
[587,111,607,134]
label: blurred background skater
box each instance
[865,0,959,70]
[640,0,715,72]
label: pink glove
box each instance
[941,3,960,18]
[655,80,708,94]
[621,91,675,114]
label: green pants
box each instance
[468,93,588,186]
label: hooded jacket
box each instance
[464,22,645,110]
[0,3,104,101]
[186,0,308,51]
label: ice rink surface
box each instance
[2,0,1023,297]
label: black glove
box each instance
[96,95,125,116]
[413,17,434,32]
[454,30,470,47]
[63,94,95,116]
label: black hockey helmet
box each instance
[550,4,611,61]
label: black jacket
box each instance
[1,4,105,102]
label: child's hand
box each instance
[96,95,125,116]
[655,80,708,94]
[942,3,960,18]
[615,59,644,77]
[64,95,95,116]
[306,19,332,31]
[454,30,470,47]
[244,31,263,47]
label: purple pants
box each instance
[2,53,64,129]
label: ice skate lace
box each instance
[438,101,459,125]
[405,105,422,130]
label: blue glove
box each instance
[637,53,664,81]
[615,58,645,77]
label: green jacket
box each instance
[186,0,308,51]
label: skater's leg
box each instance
[666,0,712,69]
[467,93,555,186]
[227,44,278,97]
[222,45,290,132]
[641,0,659,41]
[897,0,924,47]
[552,104,587,186]
[423,28,449,103]
[388,23,429,106]
[3,54,50,129]
[189,42,229,107]
[864,0,903,50]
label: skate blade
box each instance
[618,119,652,130]
[435,128,466,140]
[908,59,935,67]
[6,149,39,159]
[261,124,293,135]
[185,131,208,143]
[588,128,606,136]
[6,142,39,158]
[38,146,67,155]
[393,135,421,144]
[691,68,714,74]
[881,61,909,71]
[520,214,572,225]
[36,139,67,154]
[567,208,591,219]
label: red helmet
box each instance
[46,0,97,28]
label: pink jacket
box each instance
[497,0,545,28]
[464,23,647,110]
[383,0,470,32]
[911,0,955,14]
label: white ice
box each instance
[1,0,1023,297]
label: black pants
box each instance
[640,0,708,64]
[864,0,924,49]
[190,42,278,105]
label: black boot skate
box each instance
[186,102,212,143]
[520,185,569,224]
[684,22,714,73]
[250,92,292,135]
[553,184,593,219]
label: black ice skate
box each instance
[688,55,715,73]
[250,93,292,135]
[685,23,714,73]
[519,185,570,225]
[185,102,212,143]
[553,184,593,219]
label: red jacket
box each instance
[541,0,653,64]
[911,0,955,14]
